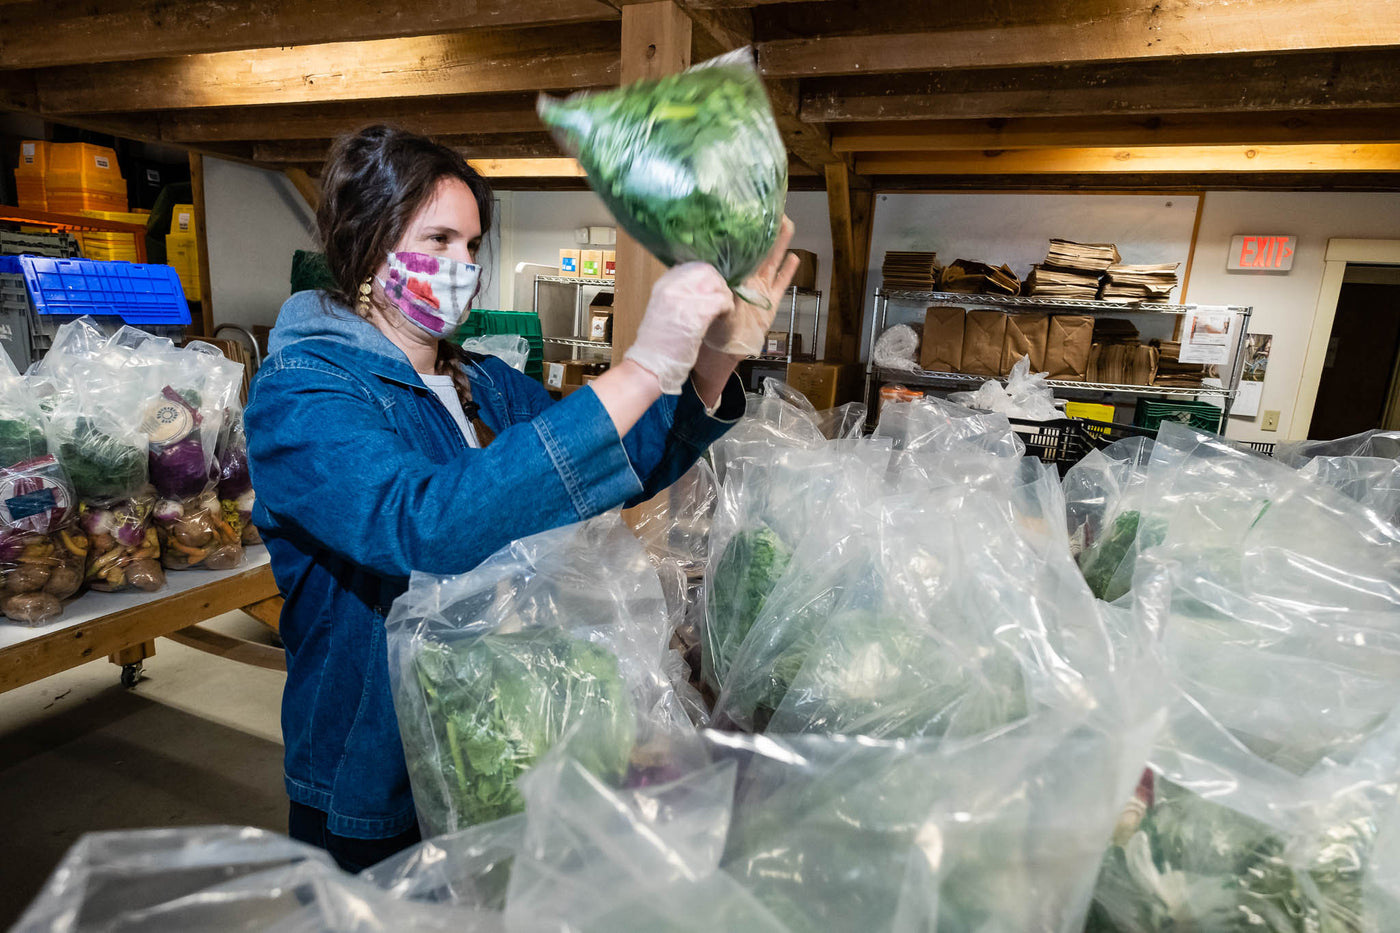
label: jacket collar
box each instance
[269,289,500,390]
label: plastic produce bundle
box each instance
[1275,428,1400,528]
[1085,425,1400,931]
[537,49,788,300]
[216,406,261,546]
[386,514,693,837]
[1062,436,1156,601]
[0,357,83,624]
[34,321,166,594]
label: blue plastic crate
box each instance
[0,256,192,326]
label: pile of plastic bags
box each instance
[0,317,250,625]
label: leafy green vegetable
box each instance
[407,628,637,831]
[1078,509,1167,602]
[0,417,46,469]
[56,417,147,500]
[1088,776,1389,933]
[704,524,792,692]
[538,50,787,295]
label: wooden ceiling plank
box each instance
[801,49,1400,122]
[864,173,1400,192]
[0,0,619,70]
[253,134,563,163]
[157,97,543,143]
[32,23,621,114]
[760,0,1400,78]
[469,158,586,177]
[855,144,1400,175]
[832,111,1400,152]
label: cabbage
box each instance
[149,437,214,499]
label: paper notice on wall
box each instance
[1178,309,1237,364]
[1232,381,1264,418]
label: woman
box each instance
[244,125,796,871]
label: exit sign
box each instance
[1227,235,1297,272]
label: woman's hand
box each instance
[624,262,734,396]
[703,216,800,358]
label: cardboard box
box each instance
[960,310,1008,377]
[920,307,965,372]
[764,331,802,357]
[589,309,613,342]
[603,250,617,278]
[790,249,819,291]
[546,360,605,390]
[786,362,860,411]
[559,249,580,275]
[1000,312,1049,374]
[580,249,603,277]
[1043,315,1095,381]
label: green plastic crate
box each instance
[1134,398,1224,433]
[450,309,544,381]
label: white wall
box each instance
[204,158,317,334]
[1186,191,1400,441]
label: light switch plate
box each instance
[1261,410,1280,432]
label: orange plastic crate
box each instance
[45,143,127,214]
[14,140,49,211]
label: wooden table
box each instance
[0,545,283,694]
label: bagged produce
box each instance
[143,338,246,571]
[386,514,693,837]
[0,357,84,624]
[537,49,787,301]
[1086,424,1400,931]
[1274,428,1400,528]
[216,406,261,546]
[36,321,166,594]
[1062,437,1156,600]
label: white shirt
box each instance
[418,373,481,449]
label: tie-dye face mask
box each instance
[377,251,480,337]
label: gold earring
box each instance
[357,277,373,315]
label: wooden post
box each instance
[188,152,216,338]
[284,167,322,213]
[611,1,692,368]
[823,162,873,362]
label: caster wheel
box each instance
[120,663,143,688]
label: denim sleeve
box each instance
[495,366,746,505]
[245,360,645,579]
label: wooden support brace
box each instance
[611,1,692,367]
[109,641,155,667]
[283,168,322,213]
[164,625,286,672]
[823,162,873,363]
[241,596,284,633]
[188,152,216,337]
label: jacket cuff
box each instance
[532,387,644,517]
[676,373,746,446]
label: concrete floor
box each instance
[0,612,287,928]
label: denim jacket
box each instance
[245,291,744,838]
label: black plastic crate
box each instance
[0,230,82,259]
[1009,418,1095,474]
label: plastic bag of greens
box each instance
[216,406,261,546]
[11,825,498,932]
[1062,437,1157,600]
[537,49,787,302]
[386,514,692,837]
[140,338,245,571]
[0,362,84,625]
[37,321,166,594]
[1087,424,1400,932]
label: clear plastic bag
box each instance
[537,48,787,298]
[216,407,261,546]
[385,514,691,837]
[948,355,1061,421]
[11,825,498,932]
[459,334,529,373]
[1062,437,1155,600]
[1087,424,1400,931]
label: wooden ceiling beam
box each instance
[469,158,586,178]
[856,144,1400,176]
[832,111,1400,153]
[759,0,1400,78]
[253,134,563,164]
[864,174,1400,192]
[155,97,543,143]
[801,49,1400,122]
[0,0,619,70]
[28,23,621,114]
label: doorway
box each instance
[1307,266,1400,440]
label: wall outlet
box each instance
[1261,410,1280,432]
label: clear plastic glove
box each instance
[625,262,734,395]
[704,216,800,357]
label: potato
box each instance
[203,545,244,571]
[4,563,51,594]
[241,524,262,546]
[2,592,63,624]
[126,559,165,593]
[173,514,216,548]
[43,564,83,600]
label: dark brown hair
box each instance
[318,125,495,437]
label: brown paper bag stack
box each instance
[920,307,965,372]
[1043,315,1094,380]
[960,310,1008,376]
[1001,313,1049,373]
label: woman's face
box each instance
[379,176,483,276]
